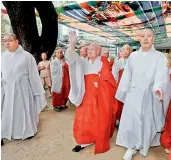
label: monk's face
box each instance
[80,47,87,58]
[87,44,100,59]
[4,35,19,52]
[139,29,154,49]
[56,49,63,59]
[122,45,131,58]
[101,48,109,58]
[41,53,47,61]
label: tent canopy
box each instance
[53,1,171,44]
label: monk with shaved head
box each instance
[1,33,47,145]
[65,31,117,154]
[79,46,88,59]
[115,28,168,159]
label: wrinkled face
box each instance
[80,47,87,58]
[56,49,63,59]
[140,29,154,49]
[101,48,109,58]
[41,53,47,60]
[122,45,131,58]
[3,35,19,52]
[87,44,99,59]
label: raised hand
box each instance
[69,31,77,49]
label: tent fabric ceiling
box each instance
[55,1,171,44]
[1,1,171,45]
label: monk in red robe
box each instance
[51,48,70,112]
[160,53,171,154]
[112,44,132,124]
[66,31,117,154]
[101,47,114,68]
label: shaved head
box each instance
[139,28,154,51]
[140,28,154,37]
[3,33,19,52]
[80,46,87,58]
[4,33,18,40]
[87,43,101,59]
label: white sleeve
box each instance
[115,57,132,103]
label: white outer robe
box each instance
[65,48,102,106]
[115,46,168,156]
[1,45,47,140]
[112,57,127,83]
[50,58,63,94]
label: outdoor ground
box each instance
[1,91,168,160]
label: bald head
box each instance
[80,46,87,58]
[3,33,19,52]
[4,33,18,41]
[101,47,109,58]
[139,28,154,52]
[87,43,101,59]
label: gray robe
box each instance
[1,45,47,140]
[115,46,168,156]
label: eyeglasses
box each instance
[3,39,16,43]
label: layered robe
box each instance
[112,57,127,120]
[65,48,117,154]
[51,58,70,107]
[1,45,47,140]
[115,46,168,156]
[160,68,171,150]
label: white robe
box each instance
[50,58,63,94]
[115,46,168,156]
[1,45,47,140]
[65,48,102,106]
[112,57,127,83]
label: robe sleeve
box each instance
[50,59,63,93]
[65,47,85,106]
[28,54,45,96]
[153,55,168,99]
[112,58,120,83]
[115,56,132,103]
[27,53,47,114]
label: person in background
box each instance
[50,48,70,112]
[112,44,132,126]
[38,52,51,94]
[101,47,114,68]
[79,46,88,59]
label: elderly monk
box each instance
[79,46,88,59]
[115,29,168,160]
[101,47,114,68]
[65,31,117,154]
[160,53,171,154]
[112,44,132,125]
[1,33,47,144]
[50,48,70,112]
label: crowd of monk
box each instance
[1,28,171,160]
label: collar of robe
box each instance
[139,45,156,54]
[6,45,24,56]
